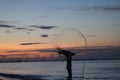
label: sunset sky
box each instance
[0,0,120,56]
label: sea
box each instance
[0,60,120,80]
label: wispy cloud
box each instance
[5,30,12,33]
[0,21,8,23]
[87,35,97,38]
[0,20,18,24]
[6,48,55,53]
[77,6,120,11]
[0,24,15,28]
[30,25,57,30]
[32,49,55,52]
[13,27,34,32]
[20,42,45,45]
[41,34,48,38]
[6,50,25,53]
[13,27,27,30]
[27,29,34,31]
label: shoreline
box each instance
[0,58,120,63]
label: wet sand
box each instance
[0,73,46,80]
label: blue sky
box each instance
[0,0,120,54]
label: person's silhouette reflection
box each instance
[56,47,75,78]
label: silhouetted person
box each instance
[56,47,75,78]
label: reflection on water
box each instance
[0,60,120,80]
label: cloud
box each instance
[6,48,55,53]
[20,42,44,45]
[5,30,12,33]
[101,7,120,11]
[27,29,34,31]
[6,50,25,53]
[87,35,97,38]
[13,27,27,30]
[41,34,48,38]
[0,20,18,24]
[13,27,34,32]
[30,25,57,30]
[32,49,55,52]
[0,21,8,23]
[112,24,120,28]
[77,6,120,11]
[0,24,15,28]
[3,46,120,60]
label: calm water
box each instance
[0,60,120,80]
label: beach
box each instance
[0,60,120,80]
